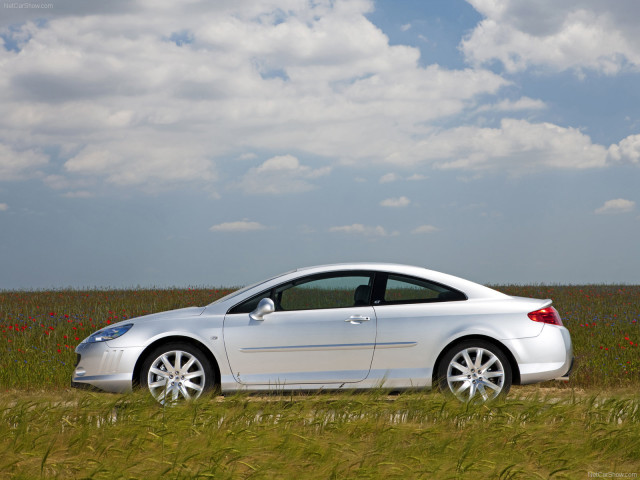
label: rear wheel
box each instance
[437,340,512,402]
[139,342,214,404]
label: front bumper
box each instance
[72,341,144,393]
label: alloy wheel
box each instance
[146,349,206,403]
[445,347,505,402]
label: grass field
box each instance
[1,285,639,478]
[0,388,638,479]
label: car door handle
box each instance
[345,315,370,324]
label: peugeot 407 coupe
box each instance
[72,263,573,403]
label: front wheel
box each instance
[139,342,214,404]
[437,340,512,402]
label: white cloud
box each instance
[44,174,95,192]
[0,0,625,197]
[594,199,635,215]
[62,191,93,199]
[416,119,607,173]
[407,173,428,181]
[210,220,267,232]
[329,224,389,236]
[462,0,640,74]
[608,134,640,165]
[476,96,546,113]
[0,203,8,211]
[380,196,410,208]
[480,211,503,218]
[0,144,48,180]
[64,143,215,187]
[238,155,331,195]
[380,173,427,182]
[401,23,412,32]
[0,1,511,192]
[412,224,439,234]
[379,173,401,183]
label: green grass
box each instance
[0,388,638,479]
[0,285,639,478]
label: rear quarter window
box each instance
[381,274,466,304]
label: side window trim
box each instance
[372,272,467,306]
[371,272,388,305]
[227,270,376,314]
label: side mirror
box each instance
[249,298,275,321]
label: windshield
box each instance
[207,269,295,306]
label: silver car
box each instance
[72,263,573,402]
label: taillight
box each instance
[528,306,563,326]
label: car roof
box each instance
[206,262,507,311]
[292,263,505,298]
[290,263,505,297]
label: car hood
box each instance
[128,306,206,324]
[98,307,206,330]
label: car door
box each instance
[369,273,467,380]
[223,271,377,385]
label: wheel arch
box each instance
[431,334,521,387]
[132,336,221,389]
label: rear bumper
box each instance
[555,356,575,381]
[502,324,573,384]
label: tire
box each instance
[139,342,214,404]
[437,340,512,402]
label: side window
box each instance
[276,274,373,311]
[382,274,465,304]
[227,272,375,314]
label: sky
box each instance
[1,0,639,289]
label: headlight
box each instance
[84,324,133,343]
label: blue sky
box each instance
[1,0,639,289]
